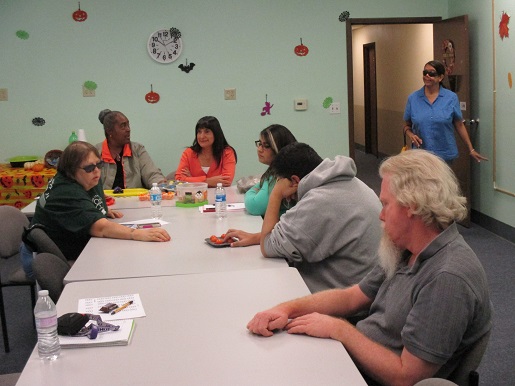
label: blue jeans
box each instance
[20,242,35,280]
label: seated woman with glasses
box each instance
[222,124,296,247]
[246,125,297,216]
[175,116,237,187]
[21,141,171,279]
[96,109,166,190]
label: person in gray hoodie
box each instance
[260,142,381,293]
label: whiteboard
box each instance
[493,0,515,196]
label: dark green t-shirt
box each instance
[32,172,108,260]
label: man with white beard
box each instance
[246,150,492,386]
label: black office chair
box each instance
[447,330,491,386]
[23,224,71,303]
[32,253,71,303]
[415,379,458,386]
[0,206,37,353]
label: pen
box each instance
[110,300,133,315]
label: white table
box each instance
[21,186,245,215]
[17,268,366,386]
[64,205,285,283]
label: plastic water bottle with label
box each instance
[150,182,162,219]
[215,183,227,219]
[34,290,61,360]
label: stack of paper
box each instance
[59,293,145,348]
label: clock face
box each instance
[147,29,183,64]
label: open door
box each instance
[433,15,471,226]
[363,42,378,156]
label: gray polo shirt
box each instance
[357,223,492,374]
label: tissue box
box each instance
[176,182,208,207]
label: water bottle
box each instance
[34,290,61,361]
[69,131,78,144]
[215,183,227,219]
[149,182,162,219]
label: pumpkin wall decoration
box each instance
[294,38,309,56]
[145,84,160,104]
[72,2,88,22]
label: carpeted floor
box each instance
[1,150,513,385]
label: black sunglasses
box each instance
[255,140,271,149]
[80,161,104,173]
[423,70,439,77]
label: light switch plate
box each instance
[83,86,95,97]
[224,88,236,100]
[294,98,307,111]
[330,102,341,114]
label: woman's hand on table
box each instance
[133,228,171,242]
[223,229,260,247]
[107,209,123,219]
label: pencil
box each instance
[110,300,133,315]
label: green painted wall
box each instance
[0,0,447,180]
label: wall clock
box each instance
[147,29,183,64]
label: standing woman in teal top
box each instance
[223,125,296,248]
[245,124,297,216]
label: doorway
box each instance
[345,17,441,160]
[346,16,472,225]
[363,42,377,156]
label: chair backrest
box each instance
[415,379,458,386]
[0,206,29,258]
[448,330,491,386]
[23,224,67,263]
[32,252,70,303]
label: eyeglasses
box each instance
[80,161,104,173]
[423,70,439,77]
[255,140,271,149]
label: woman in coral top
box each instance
[175,116,237,187]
